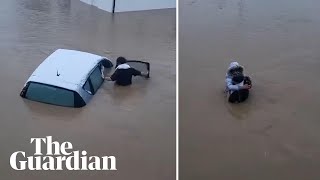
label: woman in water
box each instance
[225,61,252,103]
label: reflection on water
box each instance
[0,0,175,179]
[180,0,320,179]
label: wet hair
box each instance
[116,57,127,66]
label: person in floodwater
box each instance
[104,57,148,86]
[225,61,252,103]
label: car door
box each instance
[116,60,150,78]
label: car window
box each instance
[25,83,75,107]
[89,65,104,94]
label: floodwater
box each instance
[0,0,175,179]
[180,0,320,179]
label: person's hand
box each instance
[141,72,149,78]
[104,77,112,81]
[241,84,251,90]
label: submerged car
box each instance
[20,49,113,108]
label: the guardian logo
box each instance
[10,136,117,171]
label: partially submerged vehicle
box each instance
[20,49,151,108]
[20,49,113,108]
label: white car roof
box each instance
[27,49,104,91]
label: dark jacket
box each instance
[110,64,141,86]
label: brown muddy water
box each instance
[0,0,175,179]
[180,0,320,179]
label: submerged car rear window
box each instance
[25,83,75,107]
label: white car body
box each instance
[20,49,113,107]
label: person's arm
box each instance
[131,68,141,76]
[226,78,240,91]
[131,68,149,78]
[104,77,112,81]
[226,77,250,90]
[104,70,118,81]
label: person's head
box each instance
[116,57,127,66]
[228,61,243,76]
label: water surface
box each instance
[180,0,320,179]
[0,1,175,179]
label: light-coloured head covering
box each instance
[227,61,244,76]
[228,61,240,70]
